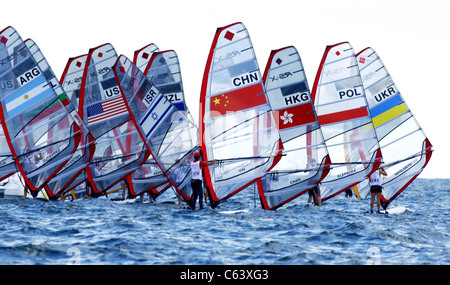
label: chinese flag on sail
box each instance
[210,83,267,118]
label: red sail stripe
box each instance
[318,107,368,125]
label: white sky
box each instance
[2,0,448,178]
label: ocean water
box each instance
[0,178,448,266]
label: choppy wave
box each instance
[0,179,448,265]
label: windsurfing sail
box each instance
[129,44,168,197]
[199,22,282,208]
[355,47,432,208]
[127,49,199,198]
[311,42,382,202]
[113,55,199,202]
[43,53,95,198]
[0,46,16,182]
[79,43,149,195]
[128,46,169,197]
[0,26,81,196]
[257,46,331,210]
[143,50,192,113]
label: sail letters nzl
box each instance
[166,93,182,103]
[18,67,41,87]
[232,71,259,87]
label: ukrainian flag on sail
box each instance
[370,94,408,128]
[5,75,54,118]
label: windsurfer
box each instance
[308,184,322,207]
[190,152,216,210]
[307,159,322,206]
[369,166,387,213]
[23,184,29,198]
[121,180,129,200]
[22,152,42,198]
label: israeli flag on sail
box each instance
[139,95,172,139]
[5,74,54,118]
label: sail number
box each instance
[232,71,259,87]
[143,86,159,107]
[338,88,362,100]
[18,67,41,87]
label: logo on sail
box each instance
[280,111,293,124]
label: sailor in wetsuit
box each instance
[190,152,217,210]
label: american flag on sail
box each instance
[87,96,128,124]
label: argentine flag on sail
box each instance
[5,75,54,118]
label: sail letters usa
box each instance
[209,83,266,118]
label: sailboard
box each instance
[114,54,199,202]
[311,42,382,202]
[355,47,432,209]
[127,49,199,198]
[257,46,331,210]
[78,43,149,195]
[0,26,81,196]
[199,22,282,208]
[379,206,406,214]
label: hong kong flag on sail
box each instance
[274,102,316,130]
[210,83,267,118]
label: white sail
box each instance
[79,43,148,195]
[311,42,382,202]
[128,49,199,199]
[257,46,330,210]
[0,26,81,196]
[114,55,199,201]
[355,47,432,208]
[200,22,281,208]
